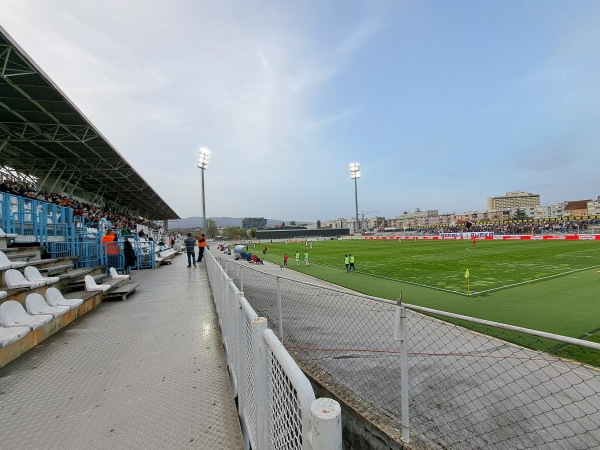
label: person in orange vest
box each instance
[102,229,120,269]
[197,234,207,263]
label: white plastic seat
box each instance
[45,287,83,309]
[0,227,17,238]
[0,291,7,300]
[25,293,70,318]
[0,324,30,347]
[0,300,53,330]
[4,269,46,289]
[0,251,27,269]
[109,267,129,280]
[24,266,60,285]
[84,275,110,292]
[160,249,174,258]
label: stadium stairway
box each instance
[0,258,243,449]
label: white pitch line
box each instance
[554,247,600,258]
[471,264,600,296]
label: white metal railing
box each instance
[206,251,342,450]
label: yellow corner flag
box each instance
[465,268,470,295]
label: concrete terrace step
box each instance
[106,283,140,301]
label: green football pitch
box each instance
[255,239,600,342]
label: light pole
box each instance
[198,147,210,233]
[350,163,360,234]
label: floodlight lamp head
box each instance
[198,147,211,169]
[350,163,360,179]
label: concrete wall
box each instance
[290,351,431,450]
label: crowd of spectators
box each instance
[380,218,600,236]
[0,179,160,236]
[438,219,599,235]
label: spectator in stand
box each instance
[100,215,110,228]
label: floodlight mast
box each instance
[197,147,210,233]
[350,163,360,235]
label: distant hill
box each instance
[168,216,312,229]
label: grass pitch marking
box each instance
[470,264,600,296]
[317,259,600,298]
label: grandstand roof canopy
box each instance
[0,26,179,220]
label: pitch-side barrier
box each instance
[205,250,342,450]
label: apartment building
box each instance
[487,191,540,210]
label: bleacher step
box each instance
[106,283,139,301]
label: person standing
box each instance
[349,254,355,272]
[304,251,309,266]
[283,253,289,268]
[344,254,350,272]
[197,234,207,262]
[184,233,197,267]
[102,229,121,270]
[123,239,136,273]
[295,251,300,266]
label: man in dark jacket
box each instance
[184,233,197,267]
[124,240,136,273]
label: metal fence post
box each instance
[252,317,269,449]
[235,291,245,414]
[276,276,283,341]
[394,295,410,444]
[310,398,342,450]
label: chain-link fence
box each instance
[219,257,600,449]
[207,252,343,449]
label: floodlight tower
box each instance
[350,163,360,234]
[197,147,210,232]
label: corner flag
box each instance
[465,268,471,295]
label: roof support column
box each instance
[48,169,65,193]
[38,159,58,191]
[90,186,105,205]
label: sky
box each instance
[1,1,599,223]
